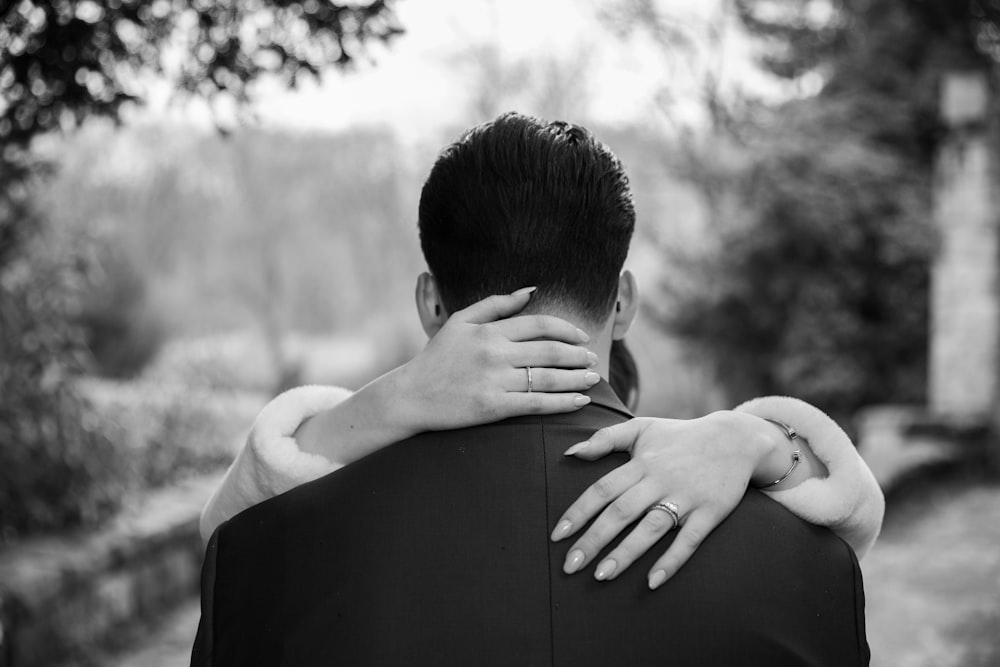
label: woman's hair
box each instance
[418,112,635,327]
[609,339,640,411]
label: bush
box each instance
[76,243,166,379]
[0,199,234,541]
[659,101,932,418]
[80,378,260,490]
[0,226,127,540]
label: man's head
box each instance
[416,112,637,334]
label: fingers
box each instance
[552,464,644,543]
[456,288,536,324]
[591,503,681,582]
[494,314,590,344]
[499,392,593,417]
[563,419,649,460]
[561,484,663,575]
[506,341,597,370]
[647,512,714,590]
[507,367,600,394]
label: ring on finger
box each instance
[525,366,533,393]
[647,500,680,531]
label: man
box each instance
[192,113,869,666]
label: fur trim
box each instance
[200,385,352,541]
[735,396,885,559]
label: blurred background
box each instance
[1,0,998,665]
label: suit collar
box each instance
[586,379,633,419]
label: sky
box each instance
[140,0,778,142]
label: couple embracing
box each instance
[192,113,882,666]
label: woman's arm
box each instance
[201,290,598,540]
[550,400,884,588]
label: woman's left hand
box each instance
[550,412,773,589]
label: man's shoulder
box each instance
[218,418,543,532]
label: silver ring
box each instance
[648,500,680,530]
[526,366,533,393]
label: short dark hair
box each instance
[418,112,635,325]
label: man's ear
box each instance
[612,270,639,340]
[415,272,448,337]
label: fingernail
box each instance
[584,371,600,386]
[586,351,598,367]
[551,519,573,541]
[564,440,589,455]
[576,328,590,343]
[511,286,537,297]
[595,559,617,581]
[648,570,667,590]
[564,549,585,574]
[572,395,591,408]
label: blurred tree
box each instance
[76,242,166,378]
[0,0,401,150]
[637,0,1000,417]
[0,0,402,538]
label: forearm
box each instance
[199,368,432,542]
[294,366,422,466]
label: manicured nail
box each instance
[511,286,537,297]
[564,549,585,574]
[564,441,589,456]
[595,559,617,581]
[551,519,573,541]
[584,371,600,386]
[576,328,590,343]
[572,395,591,408]
[648,570,667,590]
[586,351,598,367]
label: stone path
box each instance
[865,473,1000,667]
[107,474,1000,666]
[104,599,201,667]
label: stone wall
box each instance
[0,475,219,667]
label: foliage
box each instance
[0,218,125,540]
[660,104,934,414]
[76,241,166,378]
[0,0,401,539]
[655,0,1000,416]
[80,378,260,491]
[0,0,401,149]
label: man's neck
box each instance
[521,306,615,379]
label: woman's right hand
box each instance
[295,288,601,464]
[393,287,601,433]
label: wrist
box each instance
[703,410,778,479]
[749,416,802,488]
[726,412,789,488]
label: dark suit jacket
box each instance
[192,381,869,666]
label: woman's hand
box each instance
[393,287,600,432]
[296,288,600,464]
[551,412,784,590]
